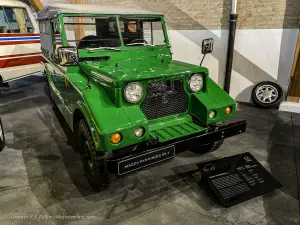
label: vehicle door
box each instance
[0,4,42,83]
[47,19,70,115]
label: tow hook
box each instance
[149,132,160,145]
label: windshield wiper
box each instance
[87,47,121,52]
[126,43,155,47]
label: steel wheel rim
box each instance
[256,85,278,104]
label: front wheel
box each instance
[76,119,109,192]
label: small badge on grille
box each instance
[162,95,169,104]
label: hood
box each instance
[81,58,208,86]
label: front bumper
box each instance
[105,120,247,175]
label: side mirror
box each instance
[202,38,214,55]
[0,118,5,151]
[57,47,78,66]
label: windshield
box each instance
[118,17,166,46]
[64,16,121,49]
[63,16,166,49]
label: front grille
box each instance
[141,80,189,120]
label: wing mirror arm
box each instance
[200,38,214,66]
[57,47,91,89]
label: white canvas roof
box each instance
[38,4,162,20]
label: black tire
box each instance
[191,140,224,154]
[45,81,57,110]
[0,118,5,152]
[76,119,109,192]
[251,81,283,109]
[0,76,8,88]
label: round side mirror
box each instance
[0,118,5,151]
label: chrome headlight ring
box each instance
[189,74,204,93]
[124,82,143,103]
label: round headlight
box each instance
[209,110,217,119]
[189,74,203,92]
[135,127,145,138]
[124,82,143,103]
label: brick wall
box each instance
[50,0,300,29]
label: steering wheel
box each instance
[129,39,148,44]
[77,35,100,49]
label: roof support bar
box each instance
[72,0,85,41]
[27,0,43,12]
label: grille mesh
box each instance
[141,80,189,120]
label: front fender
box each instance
[74,100,102,151]
[190,77,236,124]
[74,86,147,152]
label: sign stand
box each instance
[197,152,282,207]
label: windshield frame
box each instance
[59,13,170,50]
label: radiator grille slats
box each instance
[140,80,189,120]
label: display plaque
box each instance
[197,152,282,207]
[118,145,175,175]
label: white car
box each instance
[0,0,49,85]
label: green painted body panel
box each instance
[148,114,207,142]
[42,12,237,153]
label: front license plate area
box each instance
[118,146,175,175]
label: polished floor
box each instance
[0,75,299,225]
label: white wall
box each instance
[168,29,299,102]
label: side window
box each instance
[54,21,60,34]
[0,7,34,33]
[0,8,9,33]
[52,21,62,63]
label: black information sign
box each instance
[197,152,282,207]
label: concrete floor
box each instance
[0,75,299,225]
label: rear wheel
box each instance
[45,80,57,110]
[76,119,109,192]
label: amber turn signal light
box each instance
[225,107,232,115]
[110,133,122,144]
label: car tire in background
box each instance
[251,81,283,109]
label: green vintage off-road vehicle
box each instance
[38,4,246,191]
